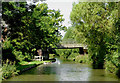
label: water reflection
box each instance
[88,69,118,81]
[3,58,119,81]
[56,63,91,81]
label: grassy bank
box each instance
[2,60,51,80]
[17,61,50,72]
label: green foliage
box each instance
[70,2,119,69]
[17,61,50,71]
[2,2,66,79]
[55,48,90,63]
[75,55,90,64]
[105,51,119,74]
[105,60,118,74]
[49,54,55,59]
[20,3,66,49]
[13,50,24,61]
[55,49,71,59]
[2,39,31,62]
[2,59,19,80]
[70,2,119,77]
[2,39,13,50]
[55,48,79,60]
[62,27,77,44]
[23,52,32,61]
[2,2,66,61]
[68,53,79,60]
[2,40,20,63]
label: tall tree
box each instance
[62,27,77,44]
[70,2,119,69]
[2,2,66,61]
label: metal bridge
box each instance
[40,39,88,60]
[58,44,88,49]
[48,43,88,56]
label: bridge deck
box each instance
[54,44,88,49]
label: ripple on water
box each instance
[4,59,119,81]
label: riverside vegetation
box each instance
[2,1,66,80]
[55,49,90,64]
[59,2,120,78]
[1,1,120,80]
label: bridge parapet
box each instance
[60,44,88,49]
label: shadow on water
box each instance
[2,57,120,81]
[22,64,58,75]
[88,69,119,81]
[21,58,61,75]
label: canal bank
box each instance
[2,58,119,82]
[2,60,53,80]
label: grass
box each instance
[2,60,52,80]
[17,60,51,71]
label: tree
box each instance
[2,2,66,61]
[62,27,77,44]
[2,2,36,61]
[70,2,119,69]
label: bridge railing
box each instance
[59,44,88,49]
[62,39,78,44]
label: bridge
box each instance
[56,44,88,49]
[37,39,88,60]
[48,43,88,57]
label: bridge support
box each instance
[79,47,84,54]
[43,49,49,60]
[83,49,87,55]
[79,47,88,55]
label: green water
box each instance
[2,58,119,81]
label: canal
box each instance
[2,58,119,82]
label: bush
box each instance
[105,52,119,75]
[2,40,32,63]
[55,48,80,60]
[2,59,19,80]
[105,60,118,74]
[2,40,20,63]
[13,50,24,61]
[68,53,79,60]
[75,55,90,64]
[23,52,32,62]
[49,54,55,59]
[116,66,120,78]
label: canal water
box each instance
[3,58,119,81]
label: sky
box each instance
[34,0,79,37]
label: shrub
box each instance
[2,40,20,63]
[13,50,24,62]
[68,53,79,61]
[75,55,90,64]
[2,59,19,80]
[23,52,32,62]
[105,52,119,75]
[55,48,80,60]
[105,60,118,74]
